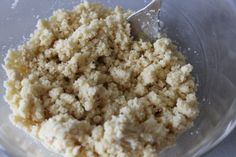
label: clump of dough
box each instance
[4,2,198,157]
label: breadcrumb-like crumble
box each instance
[4,2,198,157]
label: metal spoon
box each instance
[128,0,162,42]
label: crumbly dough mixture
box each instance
[4,2,198,157]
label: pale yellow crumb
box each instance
[4,2,198,157]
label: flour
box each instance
[11,0,19,9]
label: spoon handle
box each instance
[128,0,162,42]
[146,0,161,11]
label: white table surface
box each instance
[1,128,235,157]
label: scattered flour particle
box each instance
[11,0,19,9]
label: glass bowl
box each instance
[0,0,236,157]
